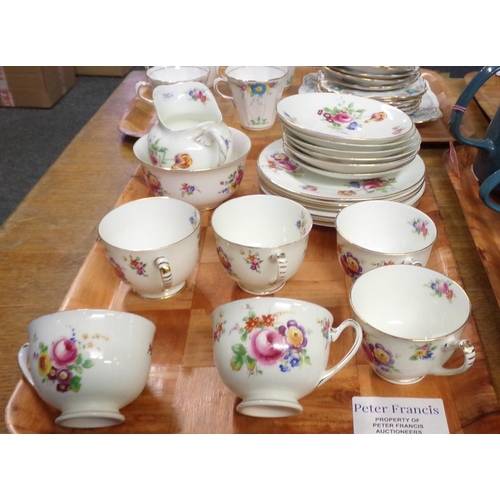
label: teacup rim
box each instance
[349,265,471,342]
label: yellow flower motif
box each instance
[38,353,53,378]
[374,347,391,364]
[286,326,304,348]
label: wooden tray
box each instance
[6,159,500,433]
[464,71,500,120]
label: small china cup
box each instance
[135,66,210,102]
[349,265,475,385]
[211,194,313,295]
[336,200,437,281]
[212,297,362,417]
[18,309,156,428]
[213,66,288,130]
[98,197,201,299]
[134,127,251,211]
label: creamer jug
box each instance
[147,82,232,170]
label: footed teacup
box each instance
[18,309,156,428]
[212,297,362,417]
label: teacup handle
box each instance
[18,343,35,386]
[479,169,500,213]
[213,77,234,103]
[155,257,173,290]
[269,252,287,288]
[317,319,363,387]
[135,81,154,103]
[401,257,423,267]
[431,339,476,376]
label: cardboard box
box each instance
[75,66,133,77]
[0,66,76,108]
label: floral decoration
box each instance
[242,82,277,97]
[426,278,455,302]
[410,218,429,238]
[217,246,239,278]
[410,343,437,361]
[180,183,200,197]
[189,88,208,103]
[218,165,244,195]
[33,328,108,393]
[343,177,397,195]
[242,249,263,273]
[362,333,399,374]
[142,168,169,196]
[213,308,315,375]
[337,244,363,280]
[317,102,366,131]
[296,212,309,236]
[127,256,149,277]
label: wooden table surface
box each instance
[2,67,500,433]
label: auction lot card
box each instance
[352,396,449,434]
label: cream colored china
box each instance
[211,194,312,295]
[349,265,475,385]
[135,66,210,103]
[148,82,232,170]
[134,128,251,211]
[283,128,421,160]
[282,142,416,177]
[257,139,425,202]
[213,66,288,130]
[212,297,362,417]
[336,200,437,282]
[18,309,155,428]
[98,197,201,299]
[277,92,414,143]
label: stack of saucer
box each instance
[257,139,426,227]
[317,66,427,116]
[276,92,421,180]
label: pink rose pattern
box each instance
[213,309,318,375]
[32,328,104,393]
[427,278,455,302]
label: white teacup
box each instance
[18,309,156,428]
[98,197,201,299]
[213,66,288,130]
[349,265,475,385]
[135,66,210,103]
[336,200,437,281]
[212,297,362,417]
[211,194,313,294]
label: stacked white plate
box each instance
[257,139,426,227]
[276,92,422,180]
[318,66,426,115]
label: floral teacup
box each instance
[18,309,155,428]
[349,264,475,384]
[213,66,288,130]
[336,200,437,282]
[212,297,362,417]
[211,194,313,295]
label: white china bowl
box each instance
[336,200,437,281]
[134,127,251,211]
[18,309,156,428]
[212,297,362,417]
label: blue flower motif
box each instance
[347,121,359,130]
[249,83,266,96]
